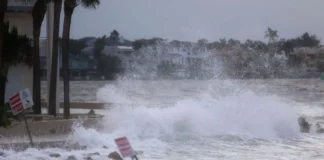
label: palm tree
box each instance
[0,0,8,75]
[93,35,106,75]
[32,0,47,114]
[61,0,100,119]
[110,30,119,46]
[48,0,62,116]
[264,27,278,44]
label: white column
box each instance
[46,1,60,114]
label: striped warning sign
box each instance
[115,136,135,158]
[9,93,23,115]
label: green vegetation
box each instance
[93,35,106,74]
[0,107,11,128]
[110,30,120,46]
[133,38,164,50]
[50,27,322,80]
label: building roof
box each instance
[117,46,134,51]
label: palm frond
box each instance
[3,22,33,68]
[79,0,100,9]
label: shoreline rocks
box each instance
[298,116,324,133]
[108,151,123,160]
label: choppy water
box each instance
[3,79,324,160]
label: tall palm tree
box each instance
[264,27,278,44]
[32,0,47,114]
[62,0,100,119]
[110,30,119,46]
[48,0,62,116]
[0,0,8,78]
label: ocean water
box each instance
[2,79,324,160]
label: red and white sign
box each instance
[115,136,136,158]
[8,88,34,115]
[9,93,24,115]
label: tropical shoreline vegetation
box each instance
[54,27,323,80]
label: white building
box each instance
[102,46,135,69]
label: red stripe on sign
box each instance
[10,97,21,106]
[12,102,23,111]
[116,140,130,146]
[119,144,131,149]
[120,146,131,152]
[9,93,19,101]
[115,137,127,142]
[9,94,20,105]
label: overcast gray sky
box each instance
[41,0,324,42]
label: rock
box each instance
[0,151,5,157]
[87,152,100,157]
[108,151,123,160]
[49,128,56,134]
[103,145,108,149]
[84,156,93,160]
[49,153,61,158]
[316,123,324,133]
[298,117,311,133]
[88,109,95,115]
[299,88,307,91]
[67,155,77,160]
[65,143,87,150]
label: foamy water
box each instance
[3,79,324,160]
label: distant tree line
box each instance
[131,28,322,79]
[133,28,321,54]
[59,28,322,80]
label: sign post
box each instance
[115,136,139,160]
[8,88,34,146]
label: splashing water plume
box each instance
[67,43,303,159]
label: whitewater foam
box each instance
[96,84,132,104]
[57,82,302,160]
[96,89,299,139]
[1,80,306,160]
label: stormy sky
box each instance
[41,0,324,42]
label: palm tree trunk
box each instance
[32,0,47,114]
[62,0,76,119]
[48,0,62,116]
[0,0,8,95]
[0,65,8,106]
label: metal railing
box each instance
[8,0,36,7]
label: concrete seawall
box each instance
[0,117,104,138]
[41,102,108,109]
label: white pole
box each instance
[46,1,60,115]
